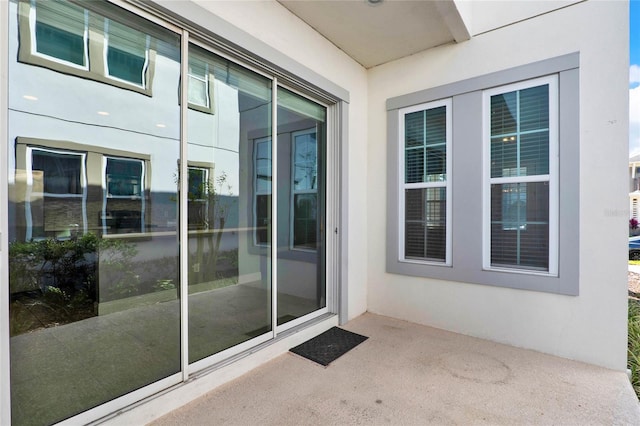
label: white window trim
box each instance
[398,98,452,266]
[482,75,559,276]
[290,127,318,252]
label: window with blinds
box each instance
[485,76,558,273]
[399,99,451,264]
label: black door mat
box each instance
[289,327,368,366]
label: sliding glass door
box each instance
[7,1,182,424]
[5,1,331,424]
[276,89,327,326]
[186,43,274,363]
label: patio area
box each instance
[150,313,640,425]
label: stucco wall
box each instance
[190,0,369,320]
[367,0,629,370]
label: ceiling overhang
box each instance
[277,0,471,69]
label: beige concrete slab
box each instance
[150,313,640,425]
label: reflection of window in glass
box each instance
[291,129,317,250]
[103,157,145,234]
[485,76,557,272]
[188,57,210,109]
[19,0,155,95]
[28,147,87,240]
[106,157,143,197]
[188,166,209,230]
[500,167,527,231]
[105,19,149,87]
[31,0,88,68]
[399,100,451,264]
[188,167,208,200]
[254,138,271,246]
[32,148,83,195]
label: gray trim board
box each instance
[339,100,349,324]
[386,52,579,111]
[386,55,580,296]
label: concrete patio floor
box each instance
[151,313,640,426]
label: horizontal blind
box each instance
[402,102,448,263]
[489,82,551,271]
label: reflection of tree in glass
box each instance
[188,172,233,285]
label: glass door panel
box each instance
[186,44,273,363]
[7,1,181,424]
[276,88,327,325]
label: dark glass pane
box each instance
[34,1,85,66]
[520,85,549,132]
[32,150,82,194]
[490,136,518,178]
[293,193,317,249]
[405,105,447,183]
[404,188,446,262]
[405,148,424,183]
[255,194,270,245]
[520,131,549,176]
[490,92,517,136]
[405,111,423,148]
[490,182,549,270]
[35,21,85,65]
[425,145,446,180]
[188,168,206,199]
[106,158,142,196]
[425,106,446,146]
[107,47,145,85]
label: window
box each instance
[188,56,212,110]
[254,137,271,245]
[187,166,209,230]
[188,167,208,200]
[291,129,318,250]
[398,100,451,264]
[106,157,143,197]
[31,0,88,68]
[28,147,87,240]
[103,157,145,234]
[483,76,558,274]
[18,0,155,94]
[104,19,149,87]
[386,53,578,295]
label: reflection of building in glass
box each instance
[6,1,327,424]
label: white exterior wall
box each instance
[367,0,629,370]
[191,0,369,320]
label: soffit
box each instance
[277,0,469,69]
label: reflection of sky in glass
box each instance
[293,132,316,191]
